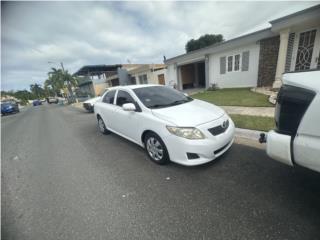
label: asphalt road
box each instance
[2,104,320,240]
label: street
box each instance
[2,104,320,240]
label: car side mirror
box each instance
[122,103,136,111]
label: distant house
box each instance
[127,64,167,85]
[74,64,167,96]
[164,5,320,90]
[74,65,121,96]
[105,64,142,87]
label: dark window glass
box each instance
[227,56,233,72]
[275,85,315,136]
[103,90,116,104]
[116,90,134,106]
[133,86,193,109]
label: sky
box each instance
[1,1,319,91]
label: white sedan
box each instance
[94,85,235,166]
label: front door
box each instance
[112,90,141,143]
[158,74,165,85]
[294,29,320,71]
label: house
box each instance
[74,64,121,96]
[164,4,320,90]
[127,64,167,85]
[74,64,167,96]
[105,64,142,87]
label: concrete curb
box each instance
[235,128,266,141]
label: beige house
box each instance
[127,64,167,85]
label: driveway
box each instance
[2,104,320,240]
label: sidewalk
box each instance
[221,106,275,117]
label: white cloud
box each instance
[1,1,317,90]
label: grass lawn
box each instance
[192,88,273,107]
[230,114,275,132]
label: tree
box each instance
[30,83,45,99]
[185,34,224,53]
[48,66,79,102]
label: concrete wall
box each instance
[118,68,131,85]
[210,42,260,88]
[93,82,108,96]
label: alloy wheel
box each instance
[146,137,164,161]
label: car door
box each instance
[112,90,142,143]
[99,90,117,131]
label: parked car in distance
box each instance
[94,84,235,166]
[83,96,101,112]
[1,100,19,115]
[260,70,320,173]
[47,97,59,104]
[33,99,42,106]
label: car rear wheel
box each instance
[97,117,109,134]
[144,132,169,165]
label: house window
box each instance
[138,74,148,84]
[234,54,240,71]
[227,56,233,72]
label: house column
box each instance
[194,63,199,87]
[274,29,290,88]
[175,63,182,90]
[205,54,210,89]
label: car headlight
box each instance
[166,126,205,139]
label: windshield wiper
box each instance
[149,99,191,109]
[148,104,170,109]
[168,99,189,106]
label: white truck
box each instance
[260,70,320,173]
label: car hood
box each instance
[84,97,101,104]
[151,99,225,126]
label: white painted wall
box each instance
[166,42,261,89]
[166,64,177,87]
[210,42,260,88]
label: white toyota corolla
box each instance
[94,84,235,166]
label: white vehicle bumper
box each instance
[163,120,235,166]
[266,130,293,166]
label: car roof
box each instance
[107,84,162,91]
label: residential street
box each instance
[2,104,320,240]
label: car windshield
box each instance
[133,86,193,109]
[1,102,13,106]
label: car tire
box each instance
[144,132,170,165]
[97,116,109,134]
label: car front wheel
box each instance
[144,132,169,165]
[97,117,109,134]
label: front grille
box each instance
[208,119,229,136]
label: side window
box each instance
[234,54,241,71]
[116,90,135,106]
[102,90,116,104]
[227,56,233,72]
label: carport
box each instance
[178,61,206,90]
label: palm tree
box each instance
[48,67,78,102]
[30,83,42,99]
